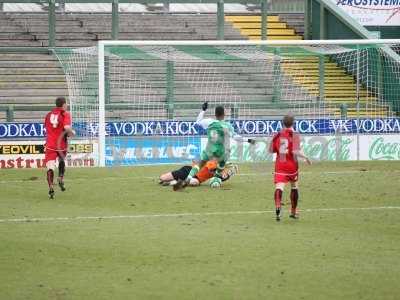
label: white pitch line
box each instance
[239,170,400,176]
[1,169,399,184]
[0,206,399,224]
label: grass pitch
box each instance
[0,161,399,300]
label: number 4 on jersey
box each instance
[50,114,59,128]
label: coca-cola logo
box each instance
[302,136,353,161]
[369,137,400,160]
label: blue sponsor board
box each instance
[105,137,201,166]
[1,118,400,139]
[0,123,45,139]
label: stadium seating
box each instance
[0,52,68,121]
[0,12,318,122]
[104,58,319,121]
[0,12,393,121]
[0,13,244,47]
[225,15,303,40]
[0,13,243,121]
[281,58,390,118]
[225,15,390,118]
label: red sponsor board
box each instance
[0,141,97,169]
[0,157,95,169]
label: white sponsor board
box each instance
[1,134,398,168]
[332,0,400,26]
[201,134,400,162]
[0,140,98,169]
[360,134,400,160]
[201,135,359,162]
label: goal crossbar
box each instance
[98,39,400,47]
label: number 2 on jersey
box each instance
[50,114,59,128]
[279,138,289,154]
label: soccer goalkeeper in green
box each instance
[173,102,255,190]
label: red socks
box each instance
[274,189,283,210]
[47,169,54,189]
[290,188,299,215]
[275,188,299,215]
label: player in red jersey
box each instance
[44,97,75,199]
[269,114,311,221]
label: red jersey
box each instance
[44,107,71,151]
[271,128,300,175]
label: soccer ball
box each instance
[209,177,222,188]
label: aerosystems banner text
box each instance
[332,0,400,26]
[1,118,400,138]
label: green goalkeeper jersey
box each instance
[205,120,235,158]
[196,110,244,161]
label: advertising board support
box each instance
[261,0,268,40]
[320,2,326,39]
[6,106,13,122]
[356,45,361,160]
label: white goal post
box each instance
[55,39,400,167]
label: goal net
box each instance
[54,40,400,166]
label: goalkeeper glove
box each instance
[247,139,256,145]
[202,102,208,111]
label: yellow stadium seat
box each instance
[225,15,389,117]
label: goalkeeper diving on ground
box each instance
[159,160,239,187]
[173,102,255,190]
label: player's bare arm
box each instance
[268,134,278,154]
[293,150,312,165]
[64,125,76,137]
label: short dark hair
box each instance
[283,114,295,128]
[56,97,66,108]
[215,106,225,118]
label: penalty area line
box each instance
[0,206,399,224]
